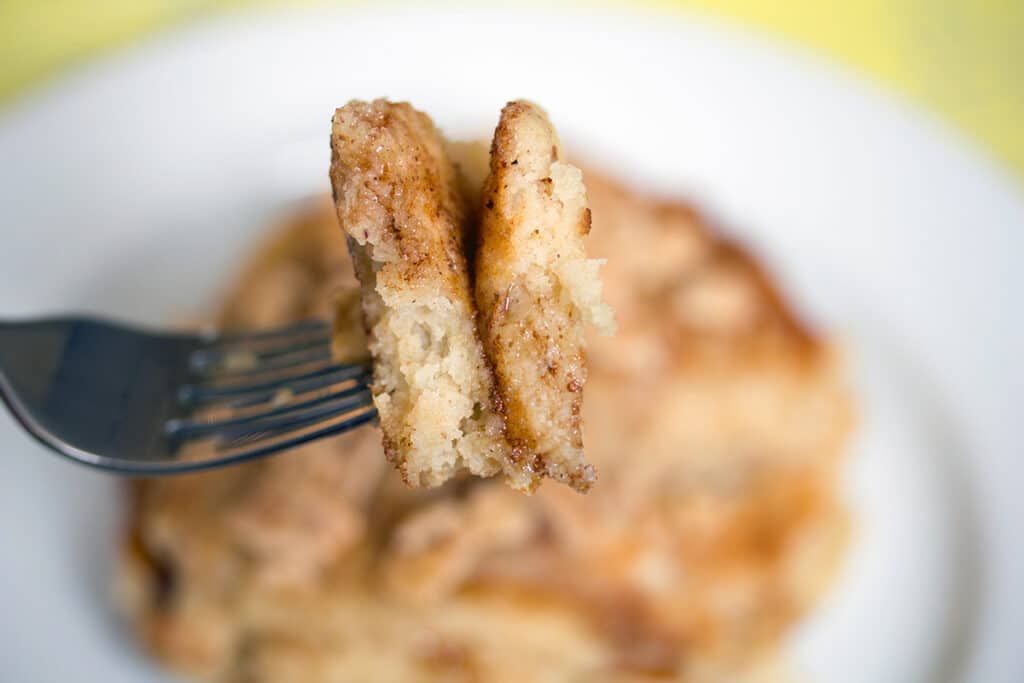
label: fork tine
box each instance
[217,392,374,446]
[193,344,335,378]
[212,319,329,343]
[215,406,379,463]
[179,362,369,406]
[190,333,332,374]
[166,383,372,440]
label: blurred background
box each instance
[2,0,1022,181]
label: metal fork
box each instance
[0,316,376,475]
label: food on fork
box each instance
[476,101,614,492]
[329,99,612,493]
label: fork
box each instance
[0,316,376,475]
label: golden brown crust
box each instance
[330,101,469,299]
[475,101,613,493]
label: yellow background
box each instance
[1,0,1021,180]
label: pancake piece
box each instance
[329,100,506,488]
[331,99,610,494]
[476,101,614,493]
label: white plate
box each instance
[0,6,1021,682]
